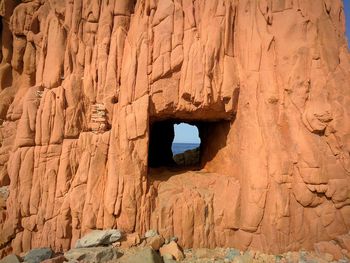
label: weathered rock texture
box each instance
[0,0,350,257]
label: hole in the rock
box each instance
[148,118,232,186]
[148,120,202,168]
[172,123,201,166]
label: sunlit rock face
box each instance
[0,0,350,256]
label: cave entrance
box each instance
[148,120,201,168]
[148,118,231,174]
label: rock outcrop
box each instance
[0,0,350,257]
[173,147,200,166]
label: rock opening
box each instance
[148,120,203,168]
[172,123,200,166]
[148,120,229,170]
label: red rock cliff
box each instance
[0,0,350,256]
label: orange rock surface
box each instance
[0,0,350,257]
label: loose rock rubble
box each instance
[1,230,350,263]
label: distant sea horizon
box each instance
[172,142,200,155]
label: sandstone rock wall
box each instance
[0,0,350,257]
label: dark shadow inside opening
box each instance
[148,120,176,168]
[148,119,230,170]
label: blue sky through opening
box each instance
[173,123,200,144]
[175,2,350,144]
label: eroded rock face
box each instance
[0,0,350,257]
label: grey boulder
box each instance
[23,248,53,263]
[144,230,158,238]
[75,229,122,248]
[0,254,21,263]
[64,246,120,263]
